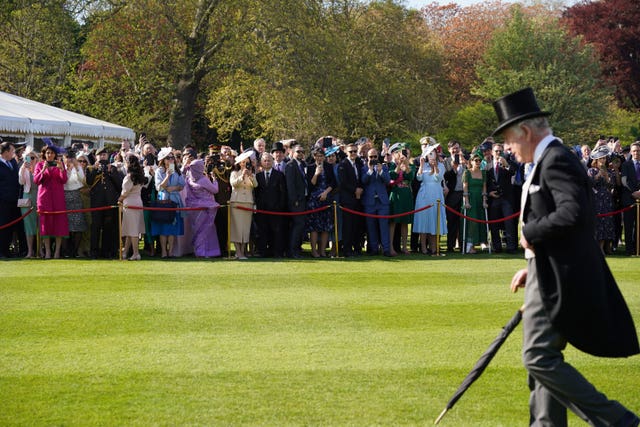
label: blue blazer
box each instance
[361,164,390,207]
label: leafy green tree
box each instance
[0,0,80,104]
[473,6,612,143]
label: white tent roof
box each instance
[0,91,135,142]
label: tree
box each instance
[562,0,640,110]
[473,5,612,143]
[0,0,80,104]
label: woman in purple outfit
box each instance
[184,158,221,258]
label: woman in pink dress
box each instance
[118,154,146,260]
[184,158,221,258]
[33,145,69,258]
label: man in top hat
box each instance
[271,141,288,173]
[493,87,639,426]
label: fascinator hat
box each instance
[590,145,610,160]
[325,146,340,157]
[235,149,255,164]
[420,136,439,158]
[157,147,173,161]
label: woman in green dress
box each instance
[18,149,39,258]
[462,151,488,254]
[388,144,415,255]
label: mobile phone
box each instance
[47,161,57,167]
[24,156,31,164]
[454,154,460,163]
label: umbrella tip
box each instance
[434,408,448,425]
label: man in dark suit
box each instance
[443,140,464,252]
[255,153,287,257]
[0,141,21,258]
[338,143,364,257]
[85,147,124,258]
[493,88,639,426]
[284,144,307,258]
[486,142,518,253]
[620,141,640,256]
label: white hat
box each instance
[235,149,255,164]
[420,136,439,158]
[157,147,173,161]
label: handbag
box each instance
[150,200,178,223]
[17,198,31,208]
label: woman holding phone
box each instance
[33,145,69,259]
[152,147,185,258]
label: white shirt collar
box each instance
[533,134,557,164]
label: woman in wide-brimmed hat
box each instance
[152,147,185,258]
[587,145,615,251]
[229,150,257,259]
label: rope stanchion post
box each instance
[484,206,491,254]
[462,207,466,254]
[436,199,441,257]
[636,200,639,257]
[227,203,232,260]
[332,201,339,258]
[118,203,123,261]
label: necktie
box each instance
[5,160,12,170]
[352,161,358,179]
[635,161,640,180]
[265,171,270,185]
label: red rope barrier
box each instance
[0,207,35,230]
[443,204,521,224]
[39,205,117,215]
[234,204,331,216]
[596,204,635,217]
[126,205,207,212]
[340,204,433,219]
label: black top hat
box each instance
[492,87,551,136]
[271,141,285,153]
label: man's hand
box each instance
[510,268,527,293]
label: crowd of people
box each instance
[0,132,639,260]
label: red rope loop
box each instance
[0,207,35,230]
[443,203,521,224]
[234,204,331,216]
[340,203,433,219]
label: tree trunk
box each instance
[167,75,198,149]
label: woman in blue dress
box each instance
[152,147,185,258]
[413,148,447,255]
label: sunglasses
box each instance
[295,150,304,154]
[166,156,175,160]
[473,159,482,162]
[348,150,357,153]
[78,159,87,163]
[368,156,378,159]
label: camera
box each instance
[144,153,156,166]
[369,159,379,167]
[401,149,408,157]
[454,154,460,164]
[47,161,57,167]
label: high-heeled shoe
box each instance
[129,254,141,261]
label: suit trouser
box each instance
[523,259,628,426]
[445,190,463,250]
[364,201,390,253]
[622,205,637,255]
[489,197,517,251]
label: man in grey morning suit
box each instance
[493,88,639,427]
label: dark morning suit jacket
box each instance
[0,158,21,256]
[284,159,307,212]
[487,159,516,202]
[522,140,639,357]
[620,158,640,206]
[255,169,287,212]
[337,158,362,209]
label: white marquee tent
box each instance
[0,91,135,147]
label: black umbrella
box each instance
[434,305,525,425]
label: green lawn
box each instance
[1,254,639,426]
